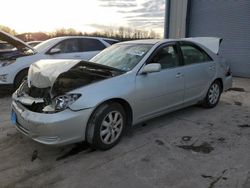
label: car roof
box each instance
[119,39,177,45]
[119,37,222,55]
[51,36,118,41]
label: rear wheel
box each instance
[203,80,222,108]
[86,102,126,150]
[14,69,28,90]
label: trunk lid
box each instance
[184,37,222,54]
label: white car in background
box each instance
[26,41,42,47]
[0,30,118,89]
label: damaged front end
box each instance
[13,80,55,113]
[13,60,124,113]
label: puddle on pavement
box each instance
[234,101,242,106]
[141,156,150,162]
[217,137,226,142]
[182,136,192,142]
[56,143,94,161]
[228,87,245,92]
[177,142,214,154]
[238,124,250,128]
[31,150,38,162]
[155,139,165,146]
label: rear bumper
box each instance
[12,101,94,146]
[223,75,233,91]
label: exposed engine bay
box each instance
[13,60,124,113]
[0,30,36,62]
[0,49,34,61]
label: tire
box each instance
[14,69,28,90]
[203,80,222,108]
[86,102,126,150]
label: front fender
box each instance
[68,73,136,111]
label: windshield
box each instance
[32,38,59,53]
[90,44,153,71]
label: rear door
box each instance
[135,43,185,120]
[178,41,216,103]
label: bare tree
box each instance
[0,25,17,35]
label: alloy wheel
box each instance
[208,83,220,105]
[100,111,124,145]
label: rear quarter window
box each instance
[180,43,213,65]
[104,39,119,45]
[79,38,106,52]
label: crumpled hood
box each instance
[28,59,80,88]
[15,60,124,113]
[0,30,36,53]
[27,59,124,96]
[183,37,222,54]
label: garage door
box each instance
[187,0,250,77]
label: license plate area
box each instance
[11,110,17,124]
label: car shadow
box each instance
[9,102,229,163]
[0,86,14,98]
[54,105,204,161]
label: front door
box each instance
[47,38,83,60]
[135,44,185,120]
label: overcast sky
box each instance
[0,0,165,35]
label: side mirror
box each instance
[49,48,61,55]
[141,63,161,74]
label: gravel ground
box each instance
[0,77,249,188]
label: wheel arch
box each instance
[14,67,29,87]
[94,98,133,128]
[85,97,133,144]
[214,77,223,91]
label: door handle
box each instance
[176,73,182,78]
[74,55,81,58]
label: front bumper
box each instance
[11,101,94,145]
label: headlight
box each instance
[55,94,81,111]
[1,60,16,67]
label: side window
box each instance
[150,45,179,69]
[52,39,80,53]
[79,38,106,52]
[180,44,212,65]
[104,39,119,45]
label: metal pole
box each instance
[164,0,170,39]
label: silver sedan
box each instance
[11,38,232,150]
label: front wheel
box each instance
[86,102,126,150]
[203,80,222,108]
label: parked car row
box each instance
[0,30,118,89]
[8,33,232,149]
